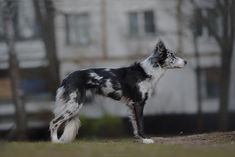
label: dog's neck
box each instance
[140,56,166,82]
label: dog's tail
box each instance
[50,86,83,143]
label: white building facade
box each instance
[54,0,235,117]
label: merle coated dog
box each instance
[50,40,187,144]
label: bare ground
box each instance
[153,131,235,145]
[1,132,235,157]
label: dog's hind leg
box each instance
[59,114,81,143]
[50,90,84,143]
[50,103,83,143]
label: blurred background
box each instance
[0,0,234,141]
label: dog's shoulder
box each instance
[110,63,152,102]
[113,62,151,82]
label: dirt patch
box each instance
[153,131,235,145]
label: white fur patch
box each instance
[54,87,66,115]
[66,92,79,110]
[138,81,152,99]
[90,72,103,80]
[142,138,155,144]
[59,116,81,143]
[102,79,114,95]
[140,58,166,82]
[115,90,122,96]
[173,57,185,68]
[51,132,60,143]
[138,59,166,99]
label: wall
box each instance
[54,0,229,117]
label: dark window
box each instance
[0,0,39,41]
[20,67,51,98]
[129,12,139,36]
[128,10,156,37]
[201,67,220,99]
[65,13,90,45]
[15,0,39,40]
[21,79,49,96]
[144,11,155,34]
[0,14,5,40]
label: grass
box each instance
[1,138,235,157]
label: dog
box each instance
[49,40,187,144]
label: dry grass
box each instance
[1,132,235,157]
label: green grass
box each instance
[1,139,235,157]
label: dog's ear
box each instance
[156,40,166,53]
[153,40,166,55]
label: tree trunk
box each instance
[176,0,183,54]
[4,1,27,140]
[193,36,203,131]
[33,0,60,96]
[218,48,233,131]
[188,0,234,131]
[218,0,234,131]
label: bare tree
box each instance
[2,0,27,140]
[33,0,60,96]
[189,7,204,131]
[190,0,235,131]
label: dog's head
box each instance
[149,40,187,69]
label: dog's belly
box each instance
[99,81,123,100]
[87,77,123,101]
[106,90,122,100]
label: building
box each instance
[0,0,234,134]
[54,0,235,117]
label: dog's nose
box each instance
[184,60,187,65]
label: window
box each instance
[20,67,51,99]
[128,10,156,36]
[0,15,4,40]
[16,0,39,40]
[21,79,49,96]
[201,67,220,99]
[144,11,155,34]
[65,13,90,45]
[129,13,139,35]
[0,0,39,41]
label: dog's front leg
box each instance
[129,103,154,144]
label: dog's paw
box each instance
[142,138,155,144]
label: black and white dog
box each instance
[50,40,187,144]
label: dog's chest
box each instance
[137,69,165,100]
[138,79,154,99]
